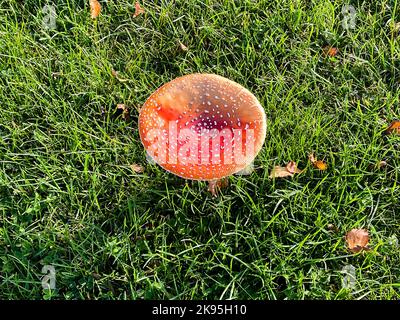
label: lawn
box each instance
[0,0,399,300]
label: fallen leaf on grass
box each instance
[208,178,229,197]
[286,161,303,174]
[179,41,188,52]
[369,160,387,171]
[308,153,328,171]
[389,20,400,34]
[314,161,328,170]
[92,272,101,280]
[376,160,387,169]
[111,69,129,82]
[130,163,144,173]
[116,104,130,121]
[345,228,370,253]
[323,46,339,57]
[51,71,63,79]
[90,0,101,19]
[133,1,145,18]
[384,120,400,135]
[269,161,304,179]
[327,224,339,233]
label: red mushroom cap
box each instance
[139,73,266,180]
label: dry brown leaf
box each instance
[111,69,129,82]
[269,166,294,178]
[390,21,400,34]
[179,41,188,52]
[323,46,339,57]
[308,153,317,163]
[133,1,145,18]
[92,272,101,280]
[368,160,388,171]
[384,120,400,135]
[314,160,328,170]
[308,153,328,171]
[90,0,101,19]
[51,71,63,79]
[345,228,370,253]
[375,160,387,169]
[208,178,229,197]
[286,161,303,174]
[130,163,144,173]
[269,161,304,179]
[116,104,130,121]
[327,224,339,233]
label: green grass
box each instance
[0,0,399,300]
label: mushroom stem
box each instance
[208,180,218,197]
[207,177,229,197]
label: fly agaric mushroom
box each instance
[139,73,266,193]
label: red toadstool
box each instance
[139,73,266,192]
